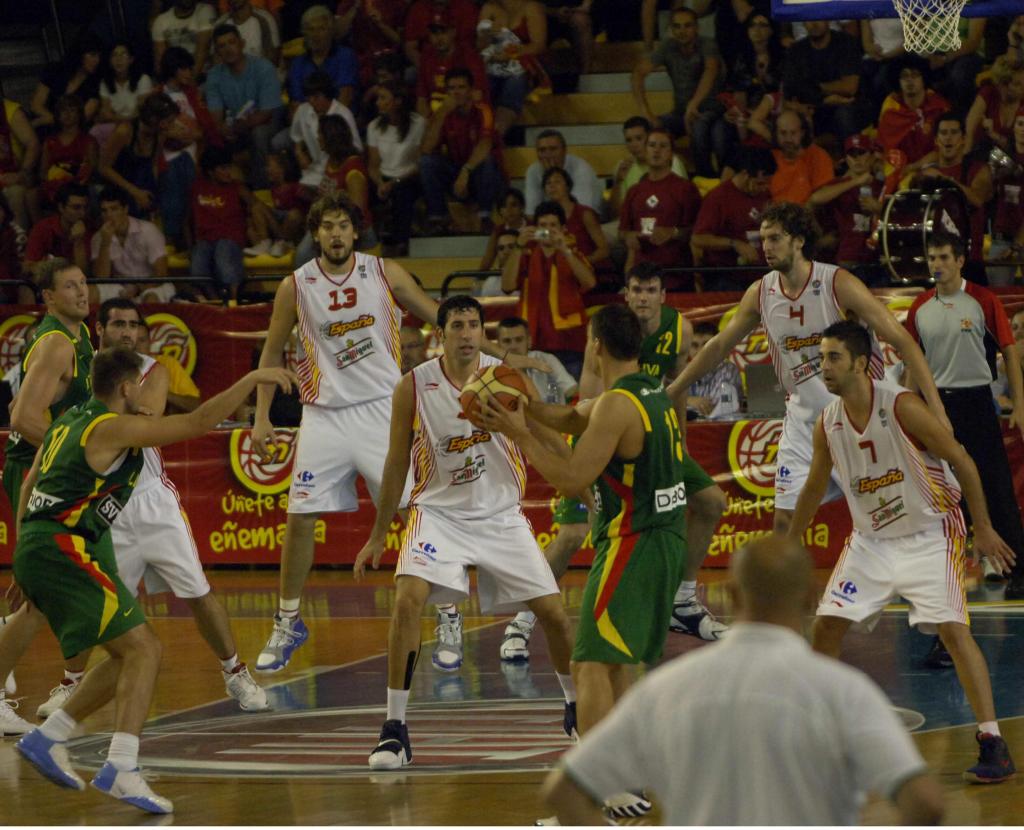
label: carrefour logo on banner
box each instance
[229,428,297,495]
[0,314,38,373]
[727,419,784,498]
[146,312,197,376]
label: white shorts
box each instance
[397,505,560,615]
[112,478,211,600]
[817,520,969,634]
[288,397,400,514]
[774,414,844,510]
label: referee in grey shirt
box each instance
[904,231,1024,602]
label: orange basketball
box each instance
[459,364,530,429]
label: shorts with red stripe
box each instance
[13,521,146,659]
[817,515,969,635]
[573,527,686,665]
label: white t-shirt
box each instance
[366,112,427,179]
[151,3,216,55]
[214,8,280,61]
[562,623,927,825]
[99,75,154,120]
[291,99,362,188]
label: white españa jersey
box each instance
[137,354,166,490]
[822,382,962,539]
[760,262,884,421]
[292,252,403,408]
[408,354,527,519]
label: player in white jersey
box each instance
[789,320,1016,784]
[251,194,548,672]
[666,202,952,535]
[352,296,577,770]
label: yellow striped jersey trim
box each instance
[609,389,652,432]
[80,412,118,446]
[22,329,76,375]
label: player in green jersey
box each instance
[12,346,296,814]
[483,304,688,819]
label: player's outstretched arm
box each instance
[253,275,299,459]
[354,372,415,580]
[665,280,761,403]
[524,396,592,437]
[835,270,952,433]
[894,392,1016,574]
[787,417,833,541]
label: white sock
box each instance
[107,732,140,771]
[278,597,300,619]
[64,670,84,684]
[556,672,576,704]
[674,581,697,604]
[979,721,1001,737]
[514,611,537,627]
[220,653,240,673]
[39,710,77,742]
[436,603,458,617]
[386,688,410,723]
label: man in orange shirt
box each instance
[770,110,833,205]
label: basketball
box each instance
[459,364,530,429]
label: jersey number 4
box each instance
[328,288,357,310]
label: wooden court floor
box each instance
[1,567,1022,825]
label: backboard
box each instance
[770,0,1020,21]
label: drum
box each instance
[879,188,970,283]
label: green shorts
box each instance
[572,527,687,665]
[2,455,31,520]
[553,495,589,526]
[13,522,146,659]
[682,454,714,496]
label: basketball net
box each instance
[892,0,968,54]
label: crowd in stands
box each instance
[0,1,1020,339]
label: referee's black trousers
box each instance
[940,385,1024,578]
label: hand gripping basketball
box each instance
[459,364,530,429]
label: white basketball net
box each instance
[892,0,968,54]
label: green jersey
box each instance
[22,399,142,543]
[593,372,687,544]
[5,315,94,464]
[638,306,685,383]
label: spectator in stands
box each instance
[911,114,993,283]
[928,18,986,107]
[876,55,950,171]
[745,76,822,147]
[97,91,167,227]
[691,145,775,290]
[477,0,549,138]
[782,20,867,142]
[157,46,222,151]
[335,0,404,91]
[608,116,687,221]
[768,110,833,205]
[416,12,489,116]
[287,5,359,109]
[187,146,250,301]
[246,150,308,257]
[0,97,40,231]
[400,324,428,373]
[359,52,406,128]
[39,95,98,208]
[808,133,886,286]
[317,115,372,233]
[152,0,217,76]
[543,166,610,269]
[95,42,154,141]
[215,0,282,19]
[23,181,91,277]
[216,0,281,64]
[501,199,596,377]
[286,70,362,187]
[419,67,506,234]
[619,127,701,286]
[0,193,29,303]
[686,320,744,420]
[368,81,427,257]
[988,111,1024,286]
[1003,15,1024,68]
[29,36,103,130]
[524,129,601,215]
[90,186,174,304]
[206,23,284,189]
[859,17,908,110]
[965,55,1024,155]
[480,229,521,295]
[138,320,202,411]
[543,0,593,76]
[631,6,722,178]
[480,187,528,269]
[404,0,479,67]
[497,315,579,402]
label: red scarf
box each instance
[519,244,587,352]
[877,90,950,164]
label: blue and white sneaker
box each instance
[368,719,412,770]
[255,614,309,672]
[15,729,85,790]
[91,762,173,814]
[432,610,463,671]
